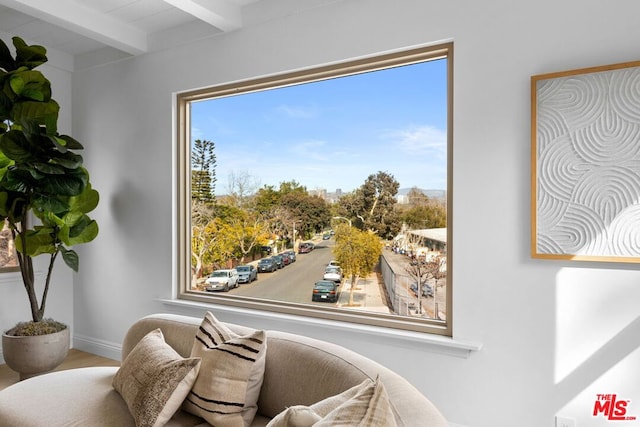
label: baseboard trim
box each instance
[72,333,122,362]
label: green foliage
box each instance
[254,185,280,214]
[336,171,401,239]
[333,224,382,305]
[0,36,99,324]
[333,224,382,280]
[279,192,331,237]
[400,204,447,229]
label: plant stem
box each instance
[38,249,59,320]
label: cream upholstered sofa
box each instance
[0,313,448,426]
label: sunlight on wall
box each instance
[555,267,640,424]
[555,267,639,383]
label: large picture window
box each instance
[177,42,453,336]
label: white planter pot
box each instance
[2,327,70,380]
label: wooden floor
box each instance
[0,349,120,390]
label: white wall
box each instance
[67,1,640,426]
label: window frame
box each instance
[175,42,453,336]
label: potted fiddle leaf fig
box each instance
[0,36,99,379]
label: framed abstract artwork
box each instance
[531,60,640,263]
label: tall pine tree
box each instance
[191,139,217,202]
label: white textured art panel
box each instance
[532,62,640,262]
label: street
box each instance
[228,239,340,305]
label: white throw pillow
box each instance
[182,311,267,427]
[267,376,397,427]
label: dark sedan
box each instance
[312,280,339,302]
[257,258,277,273]
[271,254,285,269]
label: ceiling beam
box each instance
[0,0,147,55]
[162,0,242,32]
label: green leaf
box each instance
[60,247,79,272]
[32,193,69,215]
[9,74,24,96]
[0,38,16,71]
[9,70,50,102]
[12,37,48,70]
[69,184,99,214]
[62,211,84,227]
[3,167,30,192]
[0,130,35,161]
[67,218,98,246]
[50,151,83,169]
[33,162,65,174]
[11,99,59,135]
[57,135,83,150]
[18,227,56,257]
[39,169,88,196]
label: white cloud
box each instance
[384,125,447,157]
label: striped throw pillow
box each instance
[183,312,267,427]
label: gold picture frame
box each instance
[531,60,640,263]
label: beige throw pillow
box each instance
[267,376,397,427]
[182,311,267,427]
[112,328,202,427]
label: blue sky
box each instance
[191,58,447,196]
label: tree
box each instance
[254,185,280,215]
[404,254,446,318]
[399,187,447,229]
[336,171,401,238]
[191,139,216,202]
[405,187,429,206]
[225,210,270,263]
[333,224,382,306]
[226,170,259,209]
[278,180,307,196]
[191,202,240,283]
[425,255,447,319]
[191,200,217,282]
[279,192,331,238]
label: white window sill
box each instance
[159,298,482,358]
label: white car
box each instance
[205,269,239,292]
[323,266,342,283]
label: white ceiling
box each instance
[0,0,263,62]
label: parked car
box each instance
[279,253,291,266]
[323,266,342,283]
[322,233,331,240]
[409,282,434,297]
[271,254,285,269]
[298,242,314,254]
[312,280,339,302]
[257,258,277,273]
[283,250,296,263]
[236,264,258,283]
[327,260,340,268]
[205,269,239,292]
